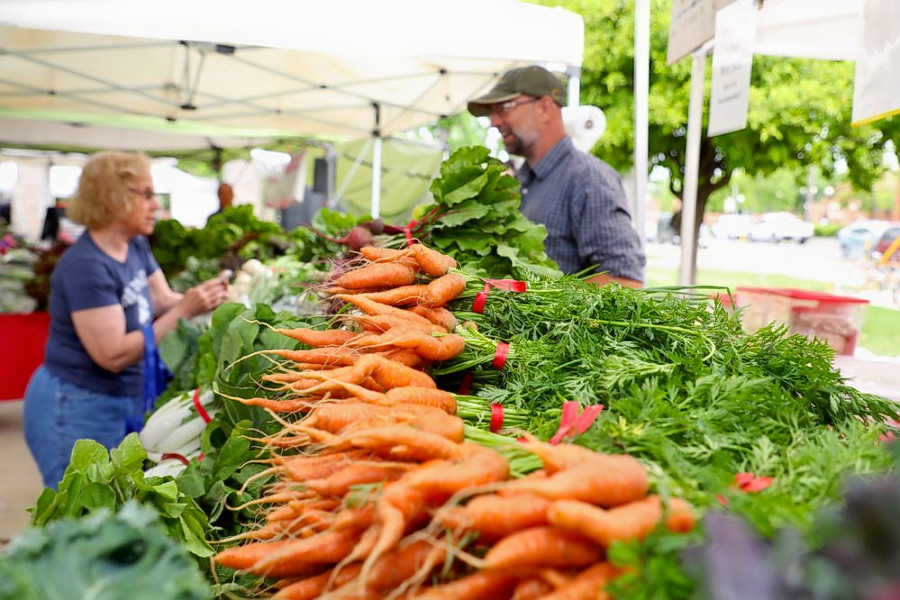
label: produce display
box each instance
[6,148,900,599]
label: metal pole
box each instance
[634,0,650,247]
[370,136,382,220]
[679,48,708,286]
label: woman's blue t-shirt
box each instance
[44,234,159,396]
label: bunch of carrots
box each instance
[213,244,697,599]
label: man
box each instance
[210,182,234,219]
[468,65,646,288]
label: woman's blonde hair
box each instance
[67,151,151,229]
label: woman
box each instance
[24,151,228,488]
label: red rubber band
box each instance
[491,342,510,369]
[550,401,582,445]
[490,404,504,432]
[192,388,211,424]
[457,371,474,395]
[472,291,488,314]
[403,218,420,246]
[160,453,190,466]
[472,279,526,313]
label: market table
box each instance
[0,312,49,401]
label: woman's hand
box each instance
[177,276,229,319]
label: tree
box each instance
[529,0,900,277]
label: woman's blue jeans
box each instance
[23,367,142,490]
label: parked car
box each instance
[747,212,814,244]
[654,212,710,248]
[836,220,892,259]
[711,213,753,240]
[874,223,900,262]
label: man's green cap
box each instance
[467,65,566,117]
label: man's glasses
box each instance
[490,97,539,116]
[129,187,156,200]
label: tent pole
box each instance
[371,102,382,219]
[371,136,383,219]
[566,65,581,108]
[634,0,650,248]
[679,47,708,286]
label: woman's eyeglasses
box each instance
[129,187,156,200]
[490,97,539,116]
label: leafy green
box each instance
[29,434,214,558]
[377,146,560,278]
[0,501,210,600]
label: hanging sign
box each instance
[708,0,757,137]
[851,0,900,126]
[667,0,738,65]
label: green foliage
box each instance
[814,223,841,237]
[0,501,211,600]
[404,146,561,278]
[29,434,214,559]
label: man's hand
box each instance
[586,272,644,289]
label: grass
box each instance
[646,266,900,359]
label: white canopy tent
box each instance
[0,0,584,216]
[673,0,867,285]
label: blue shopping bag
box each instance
[125,325,173,435]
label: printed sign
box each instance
[851,0,900,126]
[667,0,738,65]
[708,0,757,137]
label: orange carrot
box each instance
[273,327,359,347]
[409,244,457,277]
[413,570,518,600]
[354,285,428,306]
[382,387,457,413]
[349,330,465,362]
[274,564,362,599]
[437,492,550,542]
[359,246,419,269]
[402,443,509,504]
[539,562,619,600]
[516,436,613,474]
[305,463,410,498]
[547,495,696,547]
[335,263,418,290]
[420,273,468,308]
[263,347,361,366]
[361,483,427,573]
[335,294,434,328]
[348,313,445,334]
[248,528,364,578]
[340,425,465,462]
[408,306,459,331]
[482,526,603,571]
[512,577,555,600]
[502,454,648,507]
[364,539,446,591]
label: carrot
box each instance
[274,564,362,599]
[335,263,418,290]
[348,313,445,334]
[339,425,465,461]
[214,539,310,574]
[409,244,457,277]
[263,347,361,366]
[402,443,509,504]
[362,484,428,575]
[539,562,619,600]
[335,294,434,328]
[413,570,518,600]
[512,577,555,600]
[359,246,419,269]
[382,387,458,413]
[547,495,696,547]
[482,526,603,571]
[230,395,318,414]
[420,273,468,308]
[331,504,376,532]
[309,354,437,390]
[249,528,364,578]
[273,327,359,347]
[354,285,428,306]
[502,454,649,507]
[349,330,466,362]
[408,306,459,331]
[306,463,410,498]
[363,539,446,591]
[437,492,550,542]
[517,436,614,473]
